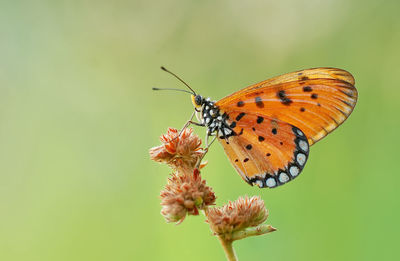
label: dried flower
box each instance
[150,128,204,172]
[160,169,216,223]
[206,196,269,237]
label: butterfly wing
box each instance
[218,112,309,188]
[216,68,357,145]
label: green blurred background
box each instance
[1,0,399,260]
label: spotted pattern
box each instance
[199,96,309,189]
[277,90,293,105]
[248,126,309,189]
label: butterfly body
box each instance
[185,67,357,189]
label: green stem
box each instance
[218,236,237,261]
[232,224,277,241]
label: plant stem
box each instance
[232,224,277,241]
[218,236,237,261]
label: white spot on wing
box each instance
[255,180,264,188]
[289,166,299,177]
[299,140,308,152]
[279,173,290,183]
[297,153,306,166]
[266,178,276,188]
[296,129,304,136]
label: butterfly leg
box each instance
[195,132,216,169]
[179,110,205,132]
[171,111,205,143]
[205,132,217,149]
[203,130,217,153]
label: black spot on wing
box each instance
[255,97,264,108]
[277,90,293,105]
[236,112,245,121]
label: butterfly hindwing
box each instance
[217,112,309,188]
[216,68,357,145]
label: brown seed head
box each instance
[160,169,216,223]
[206,196,269,236]
[150,128,204,172]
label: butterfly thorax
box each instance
[197,97,234,139]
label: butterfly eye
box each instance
[195,95,203,105]
[191,94,203,108]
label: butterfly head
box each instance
[191,94,203,109]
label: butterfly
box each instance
[155,67,357,188]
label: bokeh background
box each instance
[1,0,399,260]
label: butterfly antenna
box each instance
[152,87,194,95]
[160,66,196,95]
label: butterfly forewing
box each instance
[218,112,309,188]
[216,68,357,145]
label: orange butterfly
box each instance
[155,67,357,188]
